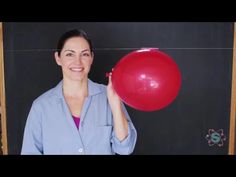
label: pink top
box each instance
[72,115,80,129]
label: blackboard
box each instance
[2,22,234,154]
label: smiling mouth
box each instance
[70,67,84,72]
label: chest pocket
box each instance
[95,99,113,126]
[95,125,113,146]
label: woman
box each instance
[21,29,137,155]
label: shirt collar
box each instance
[52,79,103,99]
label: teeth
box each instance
[70,67,84,72]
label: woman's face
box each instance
[55,37,93,81]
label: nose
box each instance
[75,54,82,64]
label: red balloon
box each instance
[111,48,181,111]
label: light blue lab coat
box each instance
[21,79,137,155]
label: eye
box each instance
[65,53,74,57]
[82,53,90,57]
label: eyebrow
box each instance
[81,49,90,53]
[63,50,75,53]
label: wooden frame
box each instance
[0,22,8,155]
[228,22,236,155]
[0,22,235,155]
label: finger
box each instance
[108,74,112,85]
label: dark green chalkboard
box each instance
[2,22,234,154]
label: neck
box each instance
[62,78,88,98]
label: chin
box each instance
[64,71,89,81]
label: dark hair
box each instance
[57,29,93,56]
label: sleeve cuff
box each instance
[112,122,132,146]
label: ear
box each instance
[54,52,62,66]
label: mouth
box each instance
[69,67,84,72]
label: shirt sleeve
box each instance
[21,102,43,155]
[111,102,137,155]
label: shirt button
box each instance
[78,148,83,153]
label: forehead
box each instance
[63,37,90,50]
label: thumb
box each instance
[108,73,112,86]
